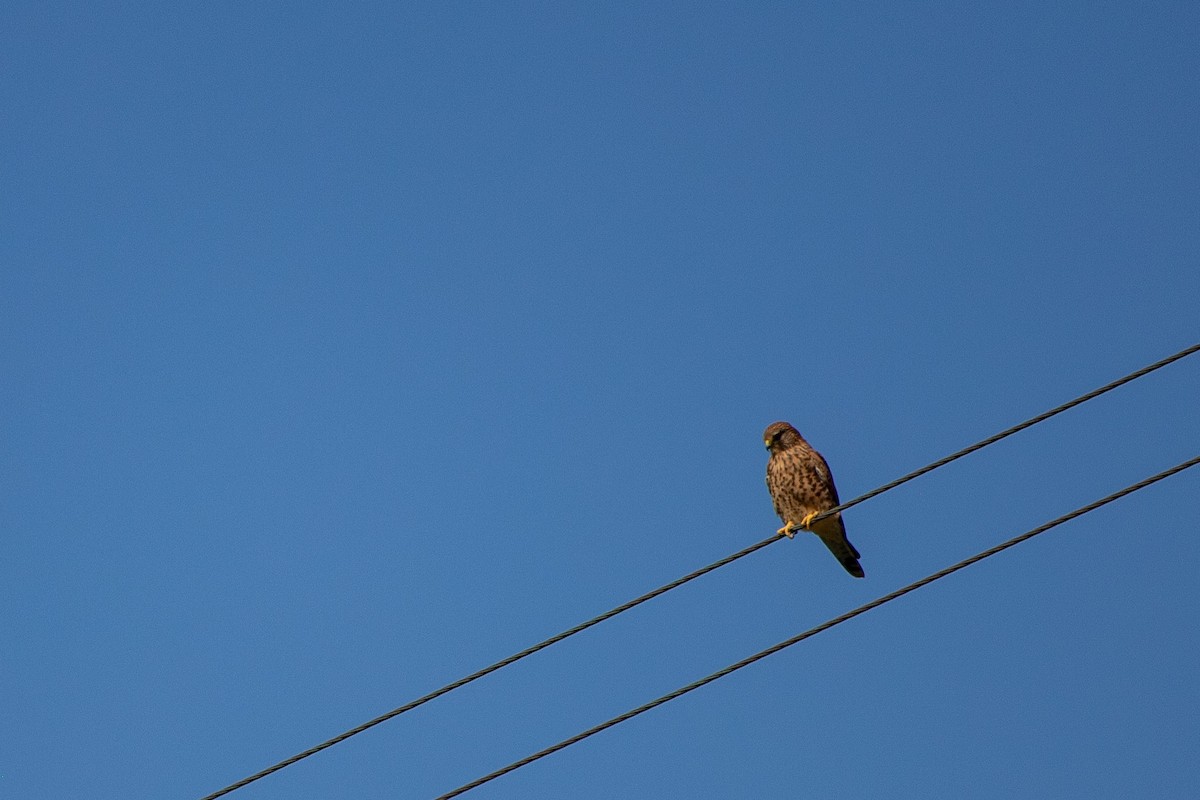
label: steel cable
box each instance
[198,342,1199,800]
[436,455,1200,798]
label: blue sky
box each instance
[3,3,1199,798]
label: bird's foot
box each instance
[799,511,818,530]
[777,522,797,539]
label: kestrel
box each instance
[764,421,864,578]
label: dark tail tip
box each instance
[843,558,865,578]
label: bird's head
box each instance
[764,421,804,453]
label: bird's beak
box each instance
[763,440,771,450]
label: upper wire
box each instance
[197,342,1199,800]
[436,454,1200,799]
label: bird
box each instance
[764,421,864,578]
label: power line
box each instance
[435,454,1200,799]
[816,341,1200,519]
[197,342,1199,800]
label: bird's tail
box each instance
[814,516,864,578]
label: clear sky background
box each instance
[3,3,1199,799]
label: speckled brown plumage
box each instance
[764,421,864,578]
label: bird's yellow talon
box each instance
[799,511,818,529]
[777,523,797,539]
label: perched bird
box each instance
[764,421,864,578]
